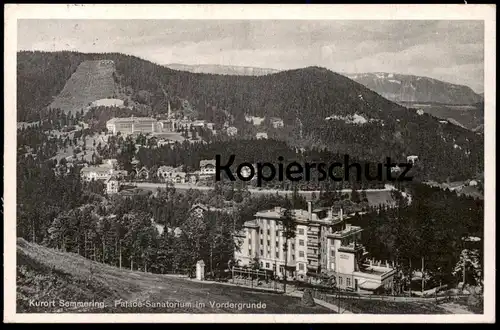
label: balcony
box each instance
[307,252,319,260]
[307,263,319,270]
[307,240,319,247]
[338,243,367,255]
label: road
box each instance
[132,182,396,198]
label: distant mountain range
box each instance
[165,63,279,76]
[166,64,483,106]
[344,72,483,105]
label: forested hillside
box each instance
[17,51,483,182]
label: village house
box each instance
[245,115,266,126]
[192,120,206,128]
[105,175,121,194]
[206,123,215,131]
[119,188,151,198]
[226,126,238,136]
[406,155,419,164]
[186,171,199,184]
[167,226,183,238]
[156,165,186,183]
[256,132,268,140]
[234,202,395,293]
[189,203,235,219]
[101,158,118,169]
[200,159,216,176]
[80,165,127,182]
[157,139,176,147]
[135,167,150,180]
[270,117,284,128]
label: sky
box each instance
[18,19,484,93]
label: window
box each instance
[267,230,270,236]
[260,229,263,235]
[331,250,335,257]
[248,239,251,245]
[299,240,304,246]
[273,264,276,272]
[298,228,304,235]
[276,231,279,237]
[276,252,279,258]
[260,262,263,268]
[260,239,263,245]
[267,240,270,246]
[292,255,295,261]
[347,278,351,287]
[266,262,270,268]
[299,251,304,258]
[291,243,295,250]
[299,264,304,270]
[260,250,263,256]
[339,277,343,286]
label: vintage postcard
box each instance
[4,4,496,323]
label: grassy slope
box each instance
[48,60,116,115]
[16,238,330,314]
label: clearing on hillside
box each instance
[16,238,330,314]
[49,60,117,115]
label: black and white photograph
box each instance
[4,4,495,323]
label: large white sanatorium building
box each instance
[234,202,395,293]
[106,117,159,135]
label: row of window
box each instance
[256,224,310,237]
[338,276,352,287]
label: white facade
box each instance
[106,117,159,135]
[105,177,120,194]
[200,160,216,175]
[256,132,268,139]
[234,202,396,292]
[226,126,238,136]
[407,155,419,164]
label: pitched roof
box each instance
[200,159,216,167]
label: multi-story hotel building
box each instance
[106,117,159,135]
[234,202,396,293]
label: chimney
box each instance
[307,201,312,220]
[339,207,344,221]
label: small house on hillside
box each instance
[256,132,268,139]
[270,117,284,128]
[226,126,238,136]
[200,159,216,175]
[406,155,419,164]
[136,167,150,180]
[105,175,121,194]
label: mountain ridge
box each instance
[17,51,483,182]
[344,72,483,105]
